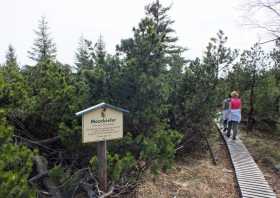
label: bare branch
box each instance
[259,37,280,44]
[175,145,184,152]
[29,171,48,184]
[100,186,115,198]
[13,134,57,152]
[81,182,96,197]
[37,136,60,144]
[262,3,280,17]
[241,0,280,38]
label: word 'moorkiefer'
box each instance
[91,118,116,124]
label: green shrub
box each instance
[0,111,36,198]
[90,152,136,182]
[0,144,35,197]
[49,165,67,184]
[139,129,183,173]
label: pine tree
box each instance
[28,16,56,62]
[0,45,28,108]
[271,42,280,116]
[145,0,184,55]
[82,35,122,104]
[240,44,267,130]
[0,110,35,197]
[116,0,184,133]
[174,31,237,150]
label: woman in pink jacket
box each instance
[226,91,242,140]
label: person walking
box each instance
[222,94,231,132]
[227,91,242,140]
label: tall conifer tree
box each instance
[75,36,94,71]
[5,45,17,67]
[94,34,106,67]
[28,16,56,62]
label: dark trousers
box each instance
[227,121,239,139]
[223,119,228,130]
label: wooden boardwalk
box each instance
[216,122,277,198]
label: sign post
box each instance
[97,140,107,191]
[75,103,128,192]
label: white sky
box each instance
[0,0,274,66]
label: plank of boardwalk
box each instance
[241,189,276,197]
[236,174,265,180]
[236,170,264,176]
[239,184,275,192]
[238,180,271,188]
[241,190,276,198]
[240,186,276,195]
[216,121,276,198]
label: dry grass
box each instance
[240,128,280,165]
[134,159,238,198]
[240,128,280,197]
[132,130,239,198]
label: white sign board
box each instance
[82,108,123,143]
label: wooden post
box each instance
[97,140,107,192]
[75,103,128,193]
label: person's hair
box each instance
[231,91,239,97]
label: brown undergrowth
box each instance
[129,130,239,198]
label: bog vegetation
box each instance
[0,1,279,197]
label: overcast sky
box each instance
[0,0,273,66]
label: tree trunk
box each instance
[97,141,107,192]
[247,70,256,131]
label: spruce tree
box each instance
[75,36,94,71]
[5,45,17,67]
[94,34,106,67]
[28,16,56,62]
[82,35,117,104]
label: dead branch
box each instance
[175,145,184,152]
[100,186,114,198]
[258,0,280,17]
[81,182,96,198]
[13,134,57,152]
[38,190,51,196]
[202,133,217,165]
[111,182,139,198]
[33,155,62,198]
[37,136,60,144]
[259,37,280,44]
[51,167,89,189]
[29,171,48,184]
[241,0,280,37]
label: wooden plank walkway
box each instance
[216,122,277,198]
